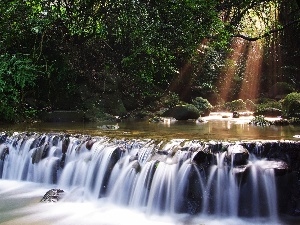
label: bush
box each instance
[160,92,181,109]
[281,92,300,118]
[224,99,246,112]
[249,115,273,126]
[191,97,213,116]
[254,99,282,117]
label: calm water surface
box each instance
[1,113,300,141]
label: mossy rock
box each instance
[162,104,200,120]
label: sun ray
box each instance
[168,39,209,100]
[218,38,247,102]
[238,41,264,100]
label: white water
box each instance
[0,133,288,225]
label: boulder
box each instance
[40,189,64,203]
[162,104,200,120]
[227,144,249,166]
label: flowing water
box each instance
[1,113,300,224]
[0,130,298,225]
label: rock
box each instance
[232,111,239,118]
[192,150,213,165]
[86,139,96,150]
[258,160,289,176]
[0,146,9,160]
[62,136,70,154]
[97,123,119,130]
[132,161,141,173]
[0,133,8,144]
[227,144,249,166]
[162,104,200,120]
[40,189,64,203]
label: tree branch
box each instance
[232,19,300,41]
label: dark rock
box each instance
[132,161,141,173]
[86,139,96,150]
[31,147,44,164]
[0,133,8,145]
[97,147,125,197]
[232,111,239,118]
[227,145,249,166]
[60,153,66,168]
[30,134,46,149]
[129,154,138,162]
[162,104,200,120]
[41,143,50,159]
[192,150,213,165]
[0,146,9,161]
[232,165,250,185]
[51,135,60,146]
[40,189,64,203]
[258,160,289,176]
[62,137,70,154]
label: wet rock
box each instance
[31,147,43,164]
[192,150,213,165]
[0,146,9,161]
[60,153,66,168]
[62,136,70,154]
[0,133,8,144]
[129,154,138,162]
[232,165,250,185]
[31,143,50,164]
[132,161,141,173]
[232,111,240,118]
[51,135,60,146]
[227,145,249,166]
[40,189,64,203]
[98,147,125,197]
[86,139,96,150]
[258,160,289,176]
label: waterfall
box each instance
[0,132,295,222]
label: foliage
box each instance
[224,99,246,112]
[254,99,282,116]
[191,97,213,115]
[0,53,39,122]
[288,117,300,125]
[160,92,181,109]
[0,0,299,122]
[281,92,300,118]
[249,115,273,126]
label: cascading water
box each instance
[0,132,298,225]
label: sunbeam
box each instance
[168,39,209,100]
[238,41,264,100]
[218,38,247,102]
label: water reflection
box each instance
[1,114,300,141]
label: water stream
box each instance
[1,131,298,225]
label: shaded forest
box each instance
[0,0,299,122]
